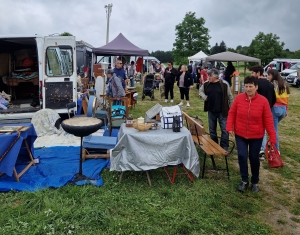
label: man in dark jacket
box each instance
[164,61,178,103]
[250,65,276,108]
[250,65,276,159]
[199,68,234,150]
[188,61,193,73]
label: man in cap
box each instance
[106,69,125,98]
[199,68,234,150]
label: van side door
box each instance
[43,36,77,111]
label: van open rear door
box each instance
[43,36,77,112]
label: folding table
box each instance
[111,124,200,185]
[0,123,36,182]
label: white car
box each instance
[281,62,300,79]
[285,72,298,86]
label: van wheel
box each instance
[142,95,145,100]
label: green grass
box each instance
[1,79,300,234]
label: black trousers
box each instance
[165,83,174,99]
[179,87,190,101]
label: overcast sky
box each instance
[1,0,299,53]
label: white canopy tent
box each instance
[188,51,207,61]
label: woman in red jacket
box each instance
[226,76,276,193]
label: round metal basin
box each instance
[61,117,102,137]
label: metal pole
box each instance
[105,3,113,44]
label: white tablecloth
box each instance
[110,124,200,177]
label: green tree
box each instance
[210,41,227,55]
[149,50,174,63]
[236,45,242,52]
[228,47,236,53]
[60,32,73,36]
[172,12,210,65]
[247,32,285,66]
[282,49,300,59]
[219,40,227,52]
[240,46,248,55]
[210,43,219,55]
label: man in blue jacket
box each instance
[113,59,126,89]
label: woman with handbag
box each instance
[267,69,290,152]
[226,76,276,193]
[176,65,193,107]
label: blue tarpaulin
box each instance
[0,146,109,192]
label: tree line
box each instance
[170,12,300,66]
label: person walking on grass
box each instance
[164,61,177,103]
[250,65,276,160]
[226,76,276,193]
[176,65,193,107]
[128,61,136,87]
[267,69,290,152]
[199,68,233,151]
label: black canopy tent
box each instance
[92,33,148,72]
[92,33,148,56]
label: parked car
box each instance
[281,62,300,79]
[194,61,226,70]
[286,72,298,86]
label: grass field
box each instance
[1,76,300,235]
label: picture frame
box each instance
[0,126,24,132]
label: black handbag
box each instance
[172,115,181,132]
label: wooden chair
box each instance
[182,112,235,179]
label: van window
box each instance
[46,46,73,76]
[290,63,300,70]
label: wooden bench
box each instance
[182,112,235,179]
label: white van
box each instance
[0,35,77,123]
[263,58,300,74]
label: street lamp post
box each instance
[104,3,113,44]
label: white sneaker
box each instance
[178,102,183,106]
[170,99,174,103]
[186,103,190,107]
[165,99,168,103]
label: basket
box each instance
[132,120,152,131]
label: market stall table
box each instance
[110,124,200,185]
[0,123,37,182]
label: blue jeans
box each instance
[208,111,229,150]
[235,134,263,184]
[130,76,135,87]
[272,106,286,151]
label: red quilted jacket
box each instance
[226,92,276,143]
